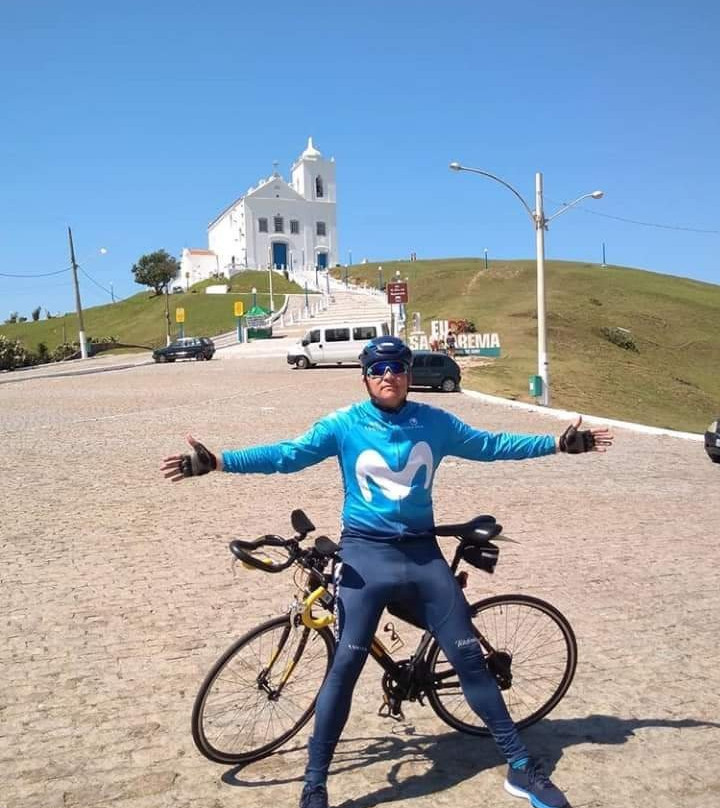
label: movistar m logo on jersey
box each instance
[355,442,434,502]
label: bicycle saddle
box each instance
[434,515,502,543]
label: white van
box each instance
[287,321,390,369]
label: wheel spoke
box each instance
[427,596,576,735]
[193,616,334,763]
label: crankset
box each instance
[378,664,414,721]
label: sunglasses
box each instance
[366,360,409,378]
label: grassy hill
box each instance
[335,259,720,433]
[0,271,310,351]
[3,259,718,432]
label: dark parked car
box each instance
[153,337,215,363]
[410,351,461,392]
[704,418,720,463]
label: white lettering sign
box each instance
[409,320,501,357]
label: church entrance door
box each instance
[272,242,288,269]
[316,251,328,270]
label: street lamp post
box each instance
[268,264,275,312]
[449,162,603,406]
[483,248,488,270]
[164,282,171,345]
[251,286,257,308]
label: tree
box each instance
[31,306,42,322]
[131,250,179,296]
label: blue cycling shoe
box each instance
[504,759,569,808]
[299,783,329,808]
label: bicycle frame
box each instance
[295,534,479,719]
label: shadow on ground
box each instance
[220,713,719,805]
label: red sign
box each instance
[387,282,408,304]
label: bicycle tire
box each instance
[191,614,335,764]
[426,594,577,736]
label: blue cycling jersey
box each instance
[221,399,556,540]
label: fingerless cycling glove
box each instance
[180,442,217,476]
[558,424,596,453]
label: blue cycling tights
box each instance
[305,535,529,786]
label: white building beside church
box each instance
[180,138,337,286]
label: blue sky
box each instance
[2,0,718,318]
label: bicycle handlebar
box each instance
[229,531,340,574]
[229,535,298,572]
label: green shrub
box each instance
[51,342,77,362]
[0,335,31,370]
[600,326,638,352]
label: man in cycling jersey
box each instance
[162,336,613,808]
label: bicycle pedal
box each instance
[378,699,405,721]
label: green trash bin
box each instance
[528,375,543,397]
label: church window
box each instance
[316,221,327,237]
[290,219,300,234]
[258,218,268,233]
[274,216,284,233]
[315,176,324,198]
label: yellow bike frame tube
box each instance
[301,586,335,629]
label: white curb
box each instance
[461,388,704,442]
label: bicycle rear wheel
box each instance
[426,594,577,735]
[192,614,335,764]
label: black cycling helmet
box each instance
[358,336,413,374]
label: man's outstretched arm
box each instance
[161,420,339,481]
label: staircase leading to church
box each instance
[213,282,398,354]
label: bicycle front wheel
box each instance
[192,614,335,764]
[427,594,577,736]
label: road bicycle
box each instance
[191,510,577,765]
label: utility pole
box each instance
[67,227,88,359]
[164,283,171,345]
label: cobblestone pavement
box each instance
[2,353,718,808]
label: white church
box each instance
[180,138,338,285]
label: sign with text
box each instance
[175,307,185,323]
[245,315,269,329]
[387,282,408,304]
[409,319,501,357]
[234,301,244,317]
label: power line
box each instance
[546,197,720,235]
[0,266,72,278]
[79,265,114,298]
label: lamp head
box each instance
[449,162,462,171]
[591,191,604,199]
